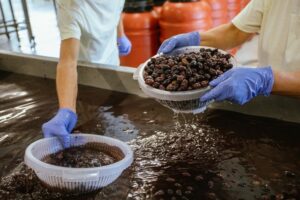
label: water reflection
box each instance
[1,72,300,199]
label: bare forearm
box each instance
[272,70,300,97]
[56,62,77,112]
[117,16,125,37]
[56,38,80,112]
[200,23,253,50]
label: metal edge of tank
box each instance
[0,50,146,97]
[0,50,300,124]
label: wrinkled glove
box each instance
[118,35,132,56]
[42,108,78,148]
[200,67,274,105]
[158,31,201,54]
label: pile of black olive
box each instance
[143,48,233,91]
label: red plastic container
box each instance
[204,0,228,27]
[227,0,242,19]
[242,0,250,8]
[159,0,213,43]
[121,3,159,67]
[153,6,163,18]
[153,0,166,18]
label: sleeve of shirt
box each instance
[232,0,267,33]
[57,3,81,40]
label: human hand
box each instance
[158,31,201,54]
[118,35,132,56]
[200,67,274,105]
[42,108,78,148]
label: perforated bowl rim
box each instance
[137,46,237,101]
[25,134,134,173]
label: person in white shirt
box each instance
[42,0,131,147]
[158,0,300,105]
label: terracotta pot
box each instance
[227,0,242,19]
[153,6,163,18]
[121,1,159,67]
[242,0,250,8]
[204,0,228,27]
[153,0,166,18]
[159,0,213,42]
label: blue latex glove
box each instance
[158,31,201,54]
[42,108,78,148]
[200,67,274,105]
[118,35,132,56]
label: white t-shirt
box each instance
[235,35,259,66]
[232,0,300,71]
[56,0,125,65]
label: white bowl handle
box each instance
[133,62,145,80]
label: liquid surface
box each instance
[42,143,120,168]
[0,71,300,199]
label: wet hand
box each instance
[42,108,77,148]
[118,35,132,56]
[200,67,274,105]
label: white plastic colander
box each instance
[24,134,133,193]
[135,46,237,114]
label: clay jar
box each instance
[227,0,242,19]
[159,0,213,43]
[242,0,251,8]
[204,0,228,27]
[121,1,159,67]
[153,0,166,18]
